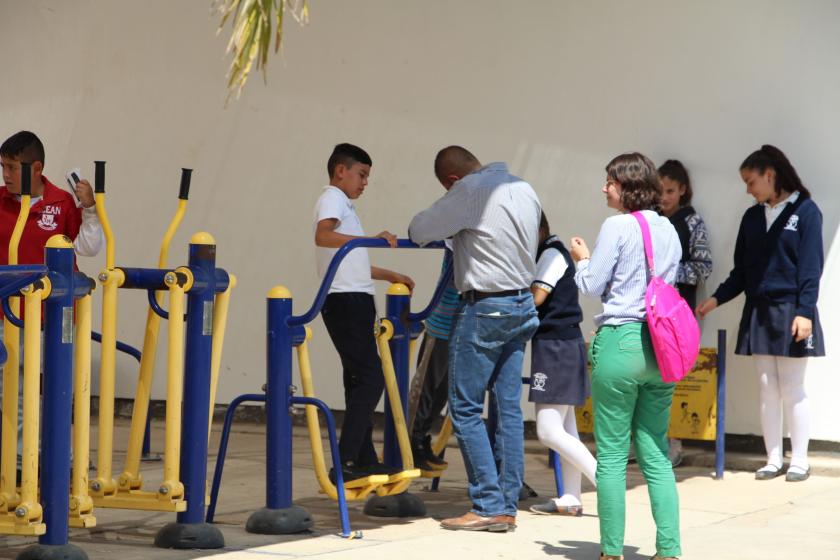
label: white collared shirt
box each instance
[763,190,800,231]
[313,186,375,294]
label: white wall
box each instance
[1,0,838,440]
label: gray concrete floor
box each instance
[1,418,839,559]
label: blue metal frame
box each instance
[383,290,411,468]
[715,329,727,480]
[39,243,78,546]
[176,240,221,525]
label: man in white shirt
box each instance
[314,143,414,483]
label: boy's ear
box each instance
[32,161,43,175]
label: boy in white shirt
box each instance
[314,143,414,483]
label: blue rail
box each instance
[407,256,453,323]
[288,238,445,327]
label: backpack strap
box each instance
[631,211,655,275]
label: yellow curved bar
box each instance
[296,332,338,500]
[160,281,185,501]
[94,192,115,270]
[90,268,124,498]
[376,320,415,471]
[296,329,386,501]
[70,293,95,525]
[208,275,236,440]
[432,415,453,457]
[119,199,186,492]
[0,193,30,509]
[16,286,43,524]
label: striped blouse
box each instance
[574,210,682,328]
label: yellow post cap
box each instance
[46,235,74,249]
[387,283,411,296]
[190,231,216,245]
[227,273,238,289]
[268,285,292,299]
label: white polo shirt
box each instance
[314,186,375,294]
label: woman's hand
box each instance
[696,297,718,319]
[791,315,813,342]
[570,237,590,262]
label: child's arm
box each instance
[371,266,415,292]
[315,218,397,248]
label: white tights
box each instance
[753,355,810,471]
[535,403,597,506]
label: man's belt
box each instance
[461,288,528,302]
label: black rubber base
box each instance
[246,505,313,534]
[16,543,89,560]
[154,522,225,549]
[364,492,426,518]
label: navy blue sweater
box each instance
[713,196,823,320]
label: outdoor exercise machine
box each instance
[208,238,449,538]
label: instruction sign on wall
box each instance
[574,348,718,441]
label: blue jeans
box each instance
[448,293,538,517]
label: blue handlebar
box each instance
[288,238,445,327]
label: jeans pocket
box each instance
[474,312,514,349]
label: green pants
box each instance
[590,322,681,558]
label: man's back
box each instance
[410,162,541,293]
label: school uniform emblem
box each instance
[805,335,815,350]
[531,372,547,391]
[784,214,799,231]
[37,212,58,231]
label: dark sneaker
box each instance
[421,436,448,468]
[328,463,370,485]
[360,462,402,476]
[519,481,538,501]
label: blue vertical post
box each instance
[155,233,224,549]
[383,283,411,468]
[715,329,727,480]
[245,286,313,534]
[18,236,88,560]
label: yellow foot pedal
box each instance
[376,469,421,497]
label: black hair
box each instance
[605,152,661,212]
[434,145,480,182]
[327,143,372,178]
[539,211,549,234]
[658,159,693,206]
[0,131,45,166]
[740,145,811,199]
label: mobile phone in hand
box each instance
[65,168,82,202]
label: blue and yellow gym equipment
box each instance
[208,238,448,537]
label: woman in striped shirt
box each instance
[571,153,682,560]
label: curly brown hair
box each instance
[606,153,662,212]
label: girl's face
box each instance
[659,176,685,217]
[602,177,623,211]
[741,167,777,204]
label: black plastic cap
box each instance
[179,168,192,200]
[94,161,106,193]
[21,162,31,196]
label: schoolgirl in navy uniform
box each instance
[697,145,824,482]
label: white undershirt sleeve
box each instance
[74,207,105,257]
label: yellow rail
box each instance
[70,292,96,527]
[120,200,187,491]
[0,190,30,511]
[208,274,236,440]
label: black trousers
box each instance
[321,292,384,466]
[410,334,450,443]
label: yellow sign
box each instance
[575,348,718,441]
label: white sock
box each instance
[535,403,597,505]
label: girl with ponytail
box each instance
[697,145,824,482]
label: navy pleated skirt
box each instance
[735,299,825,358]
[528,336,590,405]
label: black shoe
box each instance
[519,481,538,500]
[421,436,448,468]
[360,462,402,476]
[328,463,370,485]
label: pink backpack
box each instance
[632,212,700,383]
